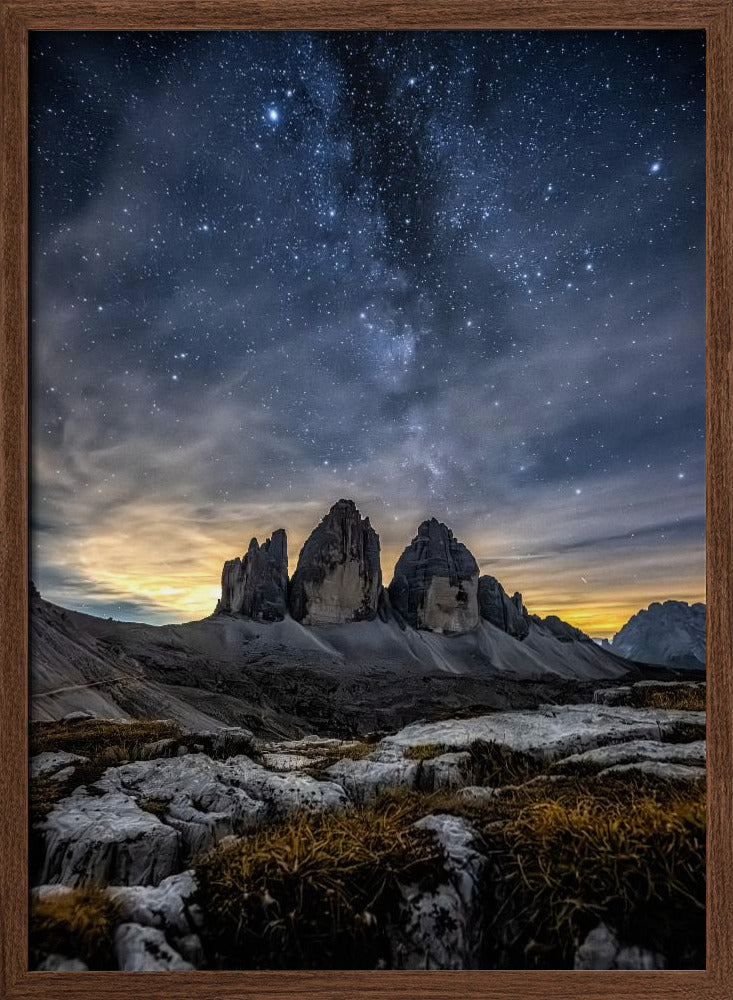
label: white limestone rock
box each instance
[36,954,89,971]
[599,760,706,782]
[381,703,705,762]
[31,751,89,780]
[95,753,347,856]
[114,923,195,971]
[96,754,266,857]
[391,814,486,970]
[552,739,706,773]
[107,870,203,937]
[593,686,633,706]
[38,790,180,887]
[419,751,477,792]
[323,755,418,803]
[260,752,320,772]
[574,922,665,970]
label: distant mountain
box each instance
[607,601,706,670]
[30,499,648,734]
[37,499,702,732]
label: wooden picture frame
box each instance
[1,1,730,997]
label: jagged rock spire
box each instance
[218,529,288,621]
[478,575,529,640]
[289,499,382,625]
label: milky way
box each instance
[30,31,706,634]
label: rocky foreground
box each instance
[30,680,706,972]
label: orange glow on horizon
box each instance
[38,501,705,639]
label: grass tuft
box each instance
[403,742,449,762]
[644,688,706,712]
[194,799,444,969]
[30,718,182,759]
[30,886,119,969]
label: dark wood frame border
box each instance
[1,2,730,997]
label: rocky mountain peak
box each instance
[609,600,706,669]
[478,575,529,640]
[288,499,382,625]
[388,519,479,634]
[218,528,288,621]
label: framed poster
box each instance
[1,2,731,998]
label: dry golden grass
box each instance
[371,775,705,968]
[483,776,705,966]
[195,799,443,969]
[31,718,181,758]
[30,886,119,968]
[403,742,448,762]
[645,688,706,712]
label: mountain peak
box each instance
[609,600,706,669]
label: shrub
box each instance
[30,887,118,968]
[195,800,443,969]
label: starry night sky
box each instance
[30,30,706,636]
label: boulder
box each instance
[218,529,288,620]
[477,575,529,639]
[324,751,419,804]
[599,760,706,782]
[107,870,203,938]
[593,686,634,706]
[594,680,706,708]
[418,751,478,792]
[289,499,382,625]
[388,519,479,634]
[38,790,180,887]
[31,750,89,781]
[574,922,665,970]
[391,814,486,969]
[114,923,195,971]
[96,754,267,857]
[36,954,89,971]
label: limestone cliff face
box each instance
[218,529,288,621]
[477,575,529,640]
[288,499,382,625]
[388,519,479,634]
